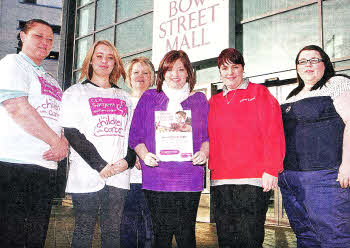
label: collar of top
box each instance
[222,78,249,96]
[19,52,46,73]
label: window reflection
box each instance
[116,13,153,56]
[95,28,114,43]
[243,5,319,77]
[117,0,153,21]
[77,5,95,37]
[323,0,350,59]
[75,36,93,70]
[96,0,116,30]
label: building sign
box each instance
[152,0,229,67]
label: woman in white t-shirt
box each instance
[59,40,135,248]
[120,57,155,248]
[0,19,68,247]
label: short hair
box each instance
[176,111,186,119]
[126,56,155,88]
[156,50,195,92]
[217,48,245,69]
[79,40,126,85]
[17,19,52,51]
[287,45,335,99]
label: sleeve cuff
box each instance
[0,90,27,103]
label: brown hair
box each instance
[156,50,195,92]
[17,19,52,50]
[126,56,155,88]
[217,48,245,69]
[79,40,126,85]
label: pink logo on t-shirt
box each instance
[89,97,128,116]
[38,76,62,101]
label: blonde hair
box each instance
[79,40,126,85]
[126,56,155,88]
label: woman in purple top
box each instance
[129,50,209,248]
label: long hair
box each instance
[156,50,195,92]
[79,40,126,85]
[287,45,335,99]
[17,19,52,51]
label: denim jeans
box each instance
[120,183,153,248]
[144,190,201,248]
[211,184,271,248]
[279,169,350,248]
[0,161,56,248]
[71,185,128,248]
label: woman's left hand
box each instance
[337,164,350,188]
[262,172,278,192]
[192,151,207,165]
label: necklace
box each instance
[225,89,237,104]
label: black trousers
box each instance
[144,190,201,248]
[0,161,56,248]
[211,184,271,248]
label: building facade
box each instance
[59,0,350,225]
[0,0,62,77]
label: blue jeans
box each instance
[279,169,350,248]
[71,186,128,248]
[120,183,153,248]
[0,161,56,248]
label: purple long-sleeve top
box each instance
[129,89,209,192]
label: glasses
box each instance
[297,58,323,65]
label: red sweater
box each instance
[208,83,285,179]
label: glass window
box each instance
[37,0,61,7]
[243,5,319,77]
[323,0,350,59]
[243,0,308,20]
[334,59,350,73]
[77,5,95,37]
[121,50,152,64]
[95,28,114,43]
[116,0,153,21]
[115,13,153,56]
[74,36,94,70]
[78,0,92,7]
[340,70,350,77]
[96,0,116,30]
[196,66,220,87]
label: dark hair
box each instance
[217,48,245,69]
[156,50,195,92]
[287,45,335,99]
[17,19,52,51]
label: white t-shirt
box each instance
[60,82,133,193]
[0,53,62,169]
[129,96,142,184]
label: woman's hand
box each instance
[100,163,113,179]
[192,151,207,165]
[43,135,69,161]
[111,159,128,174]
[262,172,278,192]
[135,156,142,170]
[337,164,350,188]
[99,159,129,179]
[143,152,159,167]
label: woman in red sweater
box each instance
[208,48,285,248]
